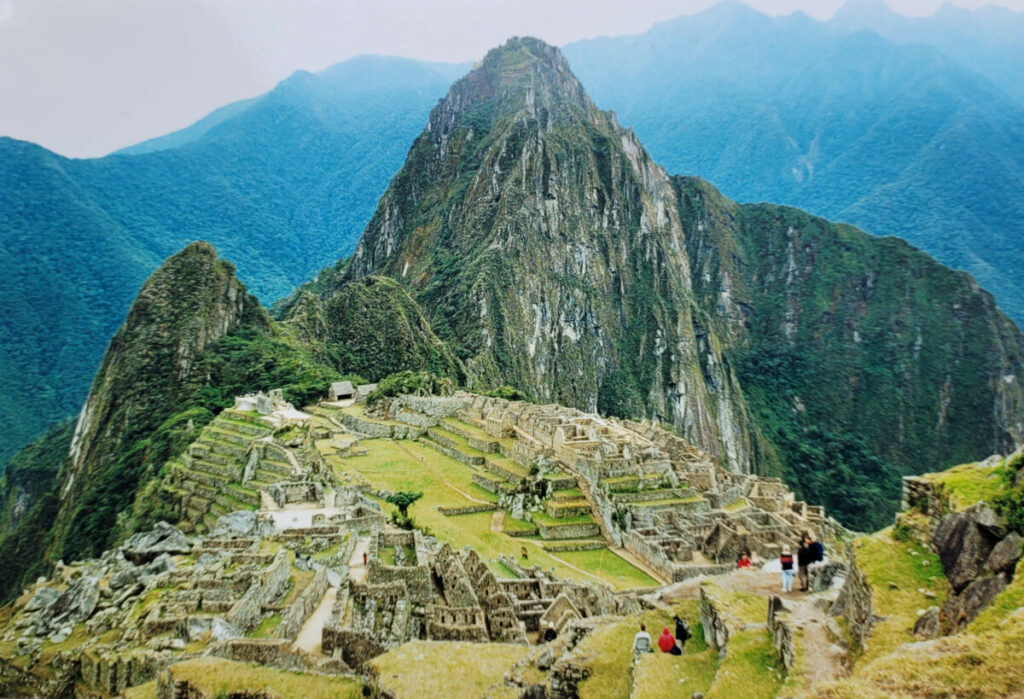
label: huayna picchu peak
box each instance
[1,31,1023,699]
[336,37,1024,529]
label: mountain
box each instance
[561,2,1024,325]
[340,37,758,472]
[0,239,465,603]
[830,0,1024,105]
[0,55,465,470]
[319,37,1024,528]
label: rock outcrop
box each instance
[933,506,1022,632]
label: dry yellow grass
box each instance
[370,639,529,697]
[166,657,363,698]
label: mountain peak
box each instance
[432,36,591,130]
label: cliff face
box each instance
[345,37,756,470]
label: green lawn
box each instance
[926,460,1006,510]
[705,628,783,699]
[852,529,949,664]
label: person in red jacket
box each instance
[737,551,753,568]
[657,627,677,653]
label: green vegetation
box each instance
[166,657,363,698]
[851,530,949,665]
[367,370,456,409]
[705,628,782,699]
[993,450,1024,535]
[928,459,1008,511]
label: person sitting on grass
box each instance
[632,623,653,653]
[658,626,682,655]
[737,551,753,568]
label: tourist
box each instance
[736,551,753,568]
[632,623,653,653]
[657,626,678,654]
[362,551,368,566]
[780,545,794,592]
[673,614,692,650]
[521,545,529,560]
[797,535,814,591]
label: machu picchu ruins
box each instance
[0,387,859,697]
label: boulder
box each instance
[122,522,192,564]
[210,510,262,539]
[932,512,1001,593]
[23,586,59,613]
[912,606,941,638]
[109,566,140,591]
[211,617,240,641]
[941,575,1008,632]
[966,503,1006,538]
[43,575,101,633]
[987,533,1022,576]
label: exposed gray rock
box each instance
[211,617,240,641]
[987,533,1022,576]
[23,586,59,613]
[211,510,262,539]
[109,566,140,591]
[42,575,101,634]
[913,606,941,638]
[185,616,212,642]
[121,522,192,564]
[966,503,1006,538]
[933,512,1001,593]
[941,575,1008,632]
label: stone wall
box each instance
[274,567,329,641]
[767,595,794,672]
[901,476,950,517]
[436,504,497,515]
[320,628,386,669]
[829,549,873,652]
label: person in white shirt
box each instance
[632,623,653,653]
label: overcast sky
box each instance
[1,0,1022,157]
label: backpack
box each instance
[813,541,825,562]
[674,616,691,642]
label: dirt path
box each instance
[491,509,505,533]
[349,537,370,584]
[786,593,847,688]
[291,586,337,654]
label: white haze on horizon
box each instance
[1,0,1022,157]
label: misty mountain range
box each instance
[1,0,1022,468]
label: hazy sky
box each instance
[1,0,1022,157]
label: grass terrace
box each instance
[159,657,362,698]
[370,639,528,698]
[330,438,651,590]
[924,459,1006,510]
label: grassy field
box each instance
[162,657,363,698]
[370,640,528,697]
[330,438,653,590]
[577,601,707,698]
[925,459,1006,510]
[850,529,949,665]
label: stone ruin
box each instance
[371,391,841,581]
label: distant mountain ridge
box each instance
[563,1,1024,325]
[4,0,1024,476]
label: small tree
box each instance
[386,491,423,519]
